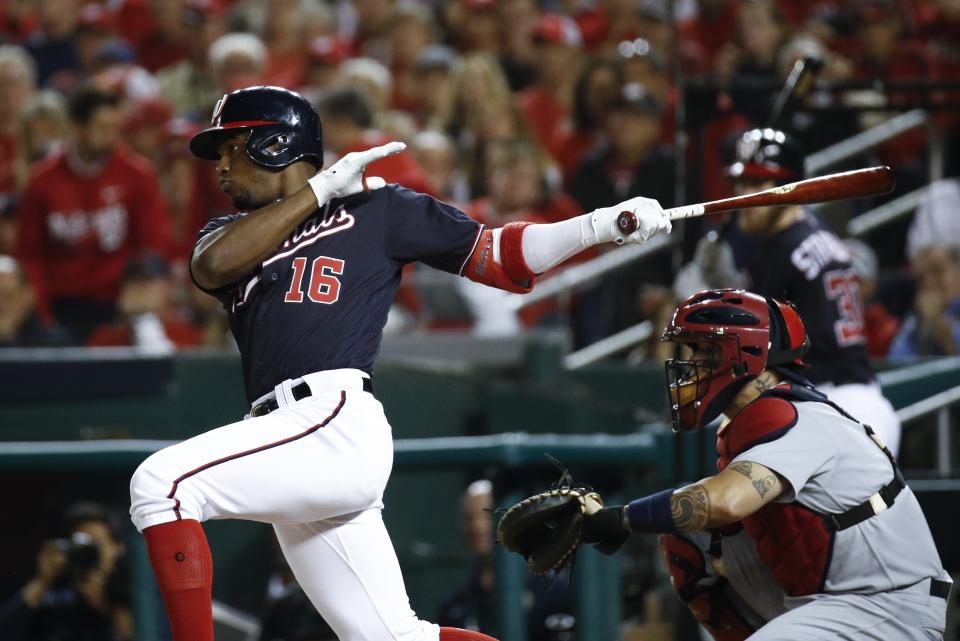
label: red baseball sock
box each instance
[143,520,213,641]
[439,627,500,641]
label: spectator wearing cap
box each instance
[74,3,118,79]
[0,255,71,347]
[86,252,202,351]
[302,35,352,95]
[155,0,228,120]
[15,90,69,193]
[208,32,267,94]
[517,13,583,165]
[618,38,674,141]
[23,0,81,90]
[15,85,172,343]
[408,45,455,128]
[0,45,36,195]
[123,98,175,168]
[411,130,468,203]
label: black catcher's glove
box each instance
[496,472,629,574]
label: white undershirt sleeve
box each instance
[511,213,602,274]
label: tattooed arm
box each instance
[667,461,787,531]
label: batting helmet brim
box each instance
[188,120,280,160]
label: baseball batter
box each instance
[127,86,671,641]
[678,128,902,454]
[573,289,950,640]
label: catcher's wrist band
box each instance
[626,488,677,534]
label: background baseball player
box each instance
[126,85,671,641]
[674,128,902,455]
[499,288,950,640]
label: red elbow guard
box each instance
[463,225,535,294]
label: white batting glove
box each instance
[307,141,406,205]
[590,196,671,245]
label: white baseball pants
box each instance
[817,381,902,456]
[129,368,439,641]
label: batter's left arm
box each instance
[464,196,672,291]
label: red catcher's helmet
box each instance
[189,86,323,170]
[662,289,809,431]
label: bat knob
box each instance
[617,211,638,235]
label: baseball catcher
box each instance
[499,289,950,640]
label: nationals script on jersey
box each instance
[192,185,482,402]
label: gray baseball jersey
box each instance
[731,399,947,595]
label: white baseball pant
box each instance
[129,368,439,641]
[817,381,902,456]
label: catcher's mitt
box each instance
[496,477,610,574]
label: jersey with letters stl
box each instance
[192,185,482,404]
[738,211,873,386]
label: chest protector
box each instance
[715,383,903,596]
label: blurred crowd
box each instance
[1,0,959,358]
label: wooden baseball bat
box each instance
[616,165,895,235]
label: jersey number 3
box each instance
[284,256,344,304]
[823,268,865,347]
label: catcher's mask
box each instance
[662,289,809,431]
[189,85,323,170]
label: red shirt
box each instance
[15,146,172,313]
[518,86,571,163]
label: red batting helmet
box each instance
[189,86,323,170]
[662,289,809,431]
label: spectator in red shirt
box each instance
[135,0,189,72]
[517,13,583,164]
[845,238,901,358]
[677,0,739,74]
[0,45,36,195]
[86,252,202,351]
[389,3,437,114]
[15,86,172,343]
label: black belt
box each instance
[250,377,373,417]
[931,579,952,600]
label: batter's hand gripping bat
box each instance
[616,165,895,235]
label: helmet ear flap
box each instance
[766,299,809,367]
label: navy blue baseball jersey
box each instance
[732,211,874,386]
[192,185,482,403]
